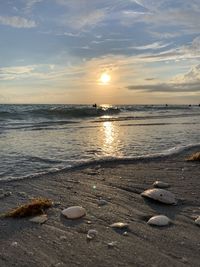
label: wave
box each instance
[0,105,121,120]
[1,143,200,183]
[121,104,200,112]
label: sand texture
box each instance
[0,147,200,267]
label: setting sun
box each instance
[100,73,111,84]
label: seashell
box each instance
[29,214,48,224]
[87,229,98,240]
[153,181,170,189]
[195,216,200,226]
[107,241,117,248]
[141,188,177,205]
[110,222,129,229]
[61,206,86,219]
[147,215,171,226]
[123,231,128,236]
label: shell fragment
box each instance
[61,206,86,219]
[153,181,170,189]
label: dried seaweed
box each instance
[186,152,200,161]
[2,197,52,218]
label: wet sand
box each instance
[0,146,200,267]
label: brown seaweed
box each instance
[186,152,200,161]
[2,197,52,218]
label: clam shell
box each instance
[195,216,200,226]
[153,181,169,189]
[147,215,171,226]
[110,222,129,229]
[29,214,48,224]
[61,206,86,219]
[141,188,177,204]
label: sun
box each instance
[100,73,111,85]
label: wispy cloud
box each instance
[130,42,171,50]
[61,9,106,30]
[127,82,200,93]
[0,16,36,28]
[0,65,36,80]
[23,0,43,13]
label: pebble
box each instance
[61,206,86,219]
[195,216,200,226]
[11,241,18,247]
[97,198,108,206]
[59,236,67,241]
[147,215,171,226]
[141,188,177,205]
[29,214,48,224]
[153,181,170,189]
[110,222,129,229]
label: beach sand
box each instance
[0,146,200,267]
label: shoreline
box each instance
[0,146,200,266]
[1,143,200,183]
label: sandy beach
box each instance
[0,146,200,267]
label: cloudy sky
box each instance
[0,0,200,104]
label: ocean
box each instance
[0,104,200,181]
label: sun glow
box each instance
[100,73,111,85]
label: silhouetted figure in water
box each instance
[189,104,191,107]
[92,103,97,108]
[165,104,168,107]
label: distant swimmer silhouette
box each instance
[92,103,97,108]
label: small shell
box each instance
[153,181,169,189]
[87,229,98,240]
[29,214,48,224]
[147,215,171,226]
[195,216,200,226]
[107,241,117,248]
[110,222,129,229]
[141,188,177,205]
[61,206,86,219]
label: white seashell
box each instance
[61,206,86,219]
[87,229,98,240]
[141,188,177,204]
[195,216,200,226]
[110,222,129,229]
[29,214,48,224]
[107,241,117,248]
[147,215,171,226]
[153,181,169,188]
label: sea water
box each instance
[0,104,200,181]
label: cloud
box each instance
[127,63,200,94]
[172,64,200,83]
[0,66,36,80]
[0,16,36,28]
[130,42,171,50]
[127,82,200,93]
[24,0,43,13]
[122,1,200,34]
[60,9,106,30]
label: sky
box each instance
[0,0,200,104]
